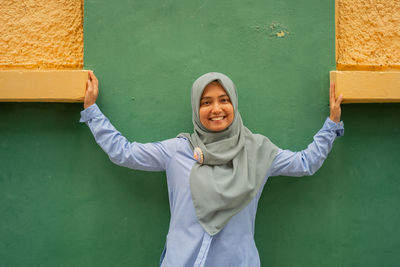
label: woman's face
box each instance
[199,81,234,132]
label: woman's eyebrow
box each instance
[201,94,229,100]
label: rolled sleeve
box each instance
[79,104,103,123]
[324,117,344,137]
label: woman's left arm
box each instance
[269,83,343,177]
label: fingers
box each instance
[86,78,95,96]
[328,82,342,122]
[336,94,343,105]
[329,82,335,103]
[329,82,344,104]
[86,79,92,90]
[88,70,94,79]
[88,70,98,87]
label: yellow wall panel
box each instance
[332,0,400,103]
[0,0,85,102]
[330,70,400,103]
[0,70,88,102]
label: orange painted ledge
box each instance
[330,71,400,103]
[0,70,88,102]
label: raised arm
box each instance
[80,71,178,171]
[269,83,344,177]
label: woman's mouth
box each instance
[210,116,225,121]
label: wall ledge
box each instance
[0,70,88,102]
[330,71,400,103]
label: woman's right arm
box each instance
[81,71,177,171]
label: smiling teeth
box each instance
[211,117,224,121]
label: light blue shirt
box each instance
[80,104,344,267]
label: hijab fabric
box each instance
[179,72,278,236]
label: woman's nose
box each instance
[211,102,222,113]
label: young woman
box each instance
[81,71,343,267]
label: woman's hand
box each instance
[84,70,99,109]
[329,82,343,123]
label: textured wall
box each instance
[1,0,400,266]
[336,0,400,70]
[0,0,83,70]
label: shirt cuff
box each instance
[324,117,344,137]
[79,103,103,123]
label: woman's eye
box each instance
[201,101,210,106]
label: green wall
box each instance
[1,0,400,266]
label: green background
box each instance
[1,0,400,266]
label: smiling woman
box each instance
[81,71,344,267]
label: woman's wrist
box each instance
[329,115,340,123]
[84,102,95,109]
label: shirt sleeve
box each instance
[80,104,179,171]
[268,117,344,177]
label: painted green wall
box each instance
[1,0,400,266]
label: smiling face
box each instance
[199,81,234,132]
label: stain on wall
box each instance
[336,0,400,70]
[0,0,83,70]
[252,22,290,38]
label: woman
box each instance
[81,71,343,267]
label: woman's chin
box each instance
[205,122,229,132]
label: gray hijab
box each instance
[179,72,278,236]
